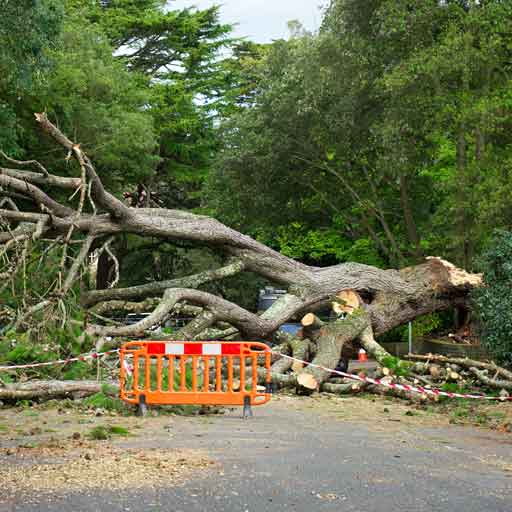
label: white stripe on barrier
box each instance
[202,343,222,355]
[165,343,184,355]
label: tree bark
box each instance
[399,173,422,259]
[0,380,117,401]
[296,309,370,391]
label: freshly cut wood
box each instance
[469,368,512,390]
[332,289,361,316]
[447,370,460,381]
[296,309,369,391]
[406,354,512,381]
[301,313,325,329]
[429,364,442,379]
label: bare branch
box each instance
[82,258,245,307]
[35,113,132,220]
[61,235,96,295]
[1,166,81,189]
[104,241,120,288]
[0,174,75,217]
[0,196,19,210]
[88,288,300,340]
[0,150,49,175]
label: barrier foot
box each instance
[137,394,148,417]
[243,395,253,419]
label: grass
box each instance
[88,426,109,440]
[88,424,131,440]
[108,425,130,436]
[82,391,125,413]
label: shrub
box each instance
[472,230,512,366]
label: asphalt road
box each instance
[1,396,512,512]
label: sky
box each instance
[170,0,329,43]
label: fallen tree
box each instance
[0,114,486,396]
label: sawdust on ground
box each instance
[0,440,211,497]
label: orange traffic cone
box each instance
[358,348,368,362]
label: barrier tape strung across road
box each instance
[275,352,512,401]
[0,349,119,371]
[0,345,510,401]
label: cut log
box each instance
[447,370,460,381]
[301,313,325,329]
[429,364,442,380]
[290,337,312,373]
[469,367,512,390]
[296,309,369,392]
[321,381,367,394]
[0,380,118,401]
[406,354,512,381]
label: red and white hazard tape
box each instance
[275,352,512,401]
[0,349,119,371]
[1,342,510,401]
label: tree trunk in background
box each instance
[96,250,114,290]
[399,173,422,259]
[456,125,472,269]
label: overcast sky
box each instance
[170,1,328,42]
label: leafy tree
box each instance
[208,0,512,272]
[37,16,159,189]
[0,0,64,154]
[68,0,234,209]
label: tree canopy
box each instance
[1,0,512,365]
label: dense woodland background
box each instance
[2,0,512,370]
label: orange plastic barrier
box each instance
[119,341,272,412]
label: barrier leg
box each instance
[137,394,148,417]
[243,395,253,419]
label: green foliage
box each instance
[38,15,159,190]
[381,356,413,378]
[207,0,512,270]
[401,313,442,343]
[88,425,109,440]
[82,392,125,413]
[0,0,64,153]
[76,421,130,440]
[472,230,512,366]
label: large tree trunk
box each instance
[297,309,370,391]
